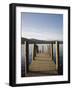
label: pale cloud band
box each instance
[22,31,63,41]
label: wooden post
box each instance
[32,44,38,61]
[48,44,51,56]
[32,44,35,61]
[50,43,53,60]
[42,45,44,53]
[36,45,38,53]
[34,44,37,58]
[24,41,29,76]
[47,45,49,54]
[56,41,59,72]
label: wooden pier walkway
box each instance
[29,53,58,74]
[21,38,63,76]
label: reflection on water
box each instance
[21,44,63,77]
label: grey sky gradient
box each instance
[21,12,63,41]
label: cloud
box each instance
[22,31,63,41]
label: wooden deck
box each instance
[29,53,58,74]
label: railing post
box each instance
[24,41,29,76]
[32,44,38,61]
[50,43,53,60]
[56,41,59,72]
[42,45,44,53]
[48,44,51,56]
[36,45,38,53]
[32,44,35,61]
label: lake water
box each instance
[21,44,63,77]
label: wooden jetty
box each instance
[21,38,63,76]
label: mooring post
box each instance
[36,45,38,53]
[24,41,29,76]
[32,44,35,61]
[50,43,53,60]
[42,45,44,53]
[47,45,49,54]
[56,41,59,72]
[48,44,51,56]
[32,44,37,61]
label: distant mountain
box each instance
[21,37,63,44]
[21,37,48,42]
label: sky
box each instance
[21,12,63,41]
